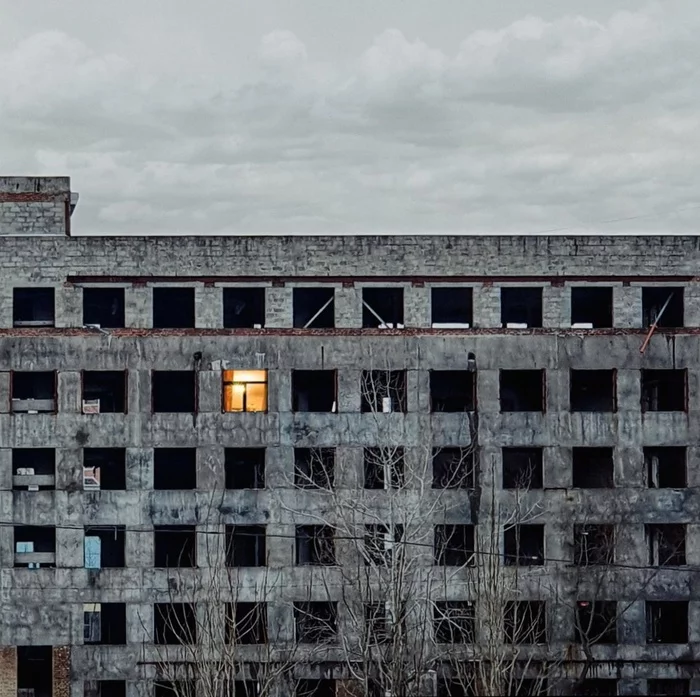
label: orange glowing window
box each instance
[223,370,268,413]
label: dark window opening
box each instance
[154,603,197,645]
[502,448,543,490]
[362,287,404,328]
[435,525,475,566]
[364,447,405,489]
[83,602,126,645]
[509,677,549,697]
[294,602,337,643]
[227,602,268,644]
[570,287,613,328]
[154,525,196,568]
[14,525,56,568]
[295,448,335,489]
[500,370,545,412]
[296,525,336,565]
[646,601,688,644]
[432,447,474,489]
[154,682,196,697]
[12,448,55,491]
[437,677,475,697]
[152,370,196,413]
[82,370,127,413]
[430,371,476,412]
[646,524,686,566]
[83,448,126,491]
[84,526,126,568]
[574,524,615,566]
[13,288,54,327]
[501,287,543,328]
[11,371,56,413]
[296,680,336,697]
[225,448,265,489]
[572,447,614,488]
[154,448,197,490]
[648,679,690,696]
[18,646,52,697]
[570,370,616,412]
[364,524,403,566]
[223,287,265,329]
[83,287,125,328]
[578,679,617,696]
[361,370,407,412]
[84,680,127,697]
[641,369,687,412]
[226,525,266,567]
[504,602,546,644]
[153,287,195,328]
[365,602,388,644]
[292,370,337,412]
[642,287,684,328]
[233,681,262,697]
[434,601,475,643]
[431,287,473,327]
[504,525,544,566]
[293,287,335,328]
[576,601,617,644]
[645,447,686,488]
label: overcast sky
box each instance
[1,0,698,235]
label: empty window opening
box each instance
[296,680,337,697]
[364,524,403,566]
[361,370,407,412]
[84,526,125,568]
[572,448,614,488]
[294,602,337,643]
[12,448,55,491]
[18,646,52,697]
[13,288,54,327]
[570,287,613,328]
[501,287,543,328]
[83,602,126,645]
[14,525,56,568]
[225,448,265,489]
[504,525,544,566]
[293,287,335,328]
[648,679,690,696]
[83,448,126,490]
[364,447,405,489]
[433,601,475,643]
[432,448,474,489]
[84,680,127,697]
[641,369,687,412]
[83,287,126,329]
[154,525,196,567]
[154,448,197,490]
[226,525,266,567]
[223,287,265,328]
[233,680,262,697]
[154,682,196,697]
[153,287,195,328]
[223,370,268,412]
[578,679,618,696]
[437,677,477,697]
[152,370,196,413]
[362,287,404,328]
[645,447,686,488]
[296,525,336,565]
[500,370,545,412]
[502,448,543,490]
[642,287,684,328]
[435,525,475,566]
[82,370,127,413]
[228,602,268,644]
[292,370,337,412]
[570,370,616,412]
[646,524,686,566]
[154,603,197,644]
[504,602,546,644]
[576,601,617,645]
[646,601,688,644]
[431,287,473,327]
[295,448,335,489]
[430,371,476,412]
[11,371,56,413]
[574,524,615,566]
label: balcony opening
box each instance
[570,287,613,328]
[500,370,545,412]
[504,601,547,644]
[364,524,403,566]
[13,288,54,327]
[364,447,404,489]
[153,287,195,328]
[572,448,614,488]
[365,602,388,645]
[296,525,336,565]
[432,447,474,489]
[223,370,268,412]
[430,371,476,412]
[431,287,473,328]
[295,448,335,489]
[154,448,197,490]
[11,370,56,413]
[223,287,265,328]
[83,602,127,645]
[646,524,686,566]
[227,602,268,645]
[84,680,127,697]
[84,526,126,568]
[647,679,690,696]
[645,447,686,488]
[296,680,337,697]
[226,525,266,567]
[504,525,544,566]
[362,287,404,328]
[83,287,125,328]
[576,601,617,644]
[154,682,195,697]
[570,370,616,412]
[152,370,196,413]
[574,524,615,566]
[578,679,617,696]
[154,525,196,567]
[293,287,335,329]
[294,602,337,643]
[83,448,126,490]
[642,287,684,328]
[434,524,475,566]
[361,370,407,413]
[154,603,197,644]
[646,601,688,644]
[12,448,55,491]
[502,448,543,490]
[225,448,265,489]
[18,646,52,697]
[433,601,475,643]
[14,525,56,568]
[641,369,686,412]
[500,287,543,328]
[292,370,337,412]
[82,370,127,414]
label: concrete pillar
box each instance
[126,525,153,569]
[265,446,290,491]
[0,285,11,328]
[547,368,568,414]
[198,446,224,491]
[336,446,362,489]
[56,448,82,491]
[273,370,291,413]
[265,287,292,328]
[55,285,82,328]
[473,285,500,328]
[544,446,570,489]
[198,370,221,413]
[0,450,10,491]
[126,448,152,491]
[614,286,641,328]
[196,286,222,328]
[0,372,9,412]
[335,287,361,328]
[56,525,84,568]
[58,371,80,414]
[684,284,700,327]
[125,286,152,328]
[542,285,566,328]
[404,285,430,328]
[338,369,360,413]
[267,523,294,568]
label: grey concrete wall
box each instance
[0,177,71,237]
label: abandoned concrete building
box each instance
[0,176,699,697]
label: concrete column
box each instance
[684,284,700,327]
[128,604,152,644]
[58,371,81,414]
[542,285,566,328]
[198,370,221,413]
[0,285,11,328]
[473,285,500,328]
[265,287,292,328]
[56,525,84,568]
[125,525,153,569]
[273,370,291,413]
[415,369,430,413]
[616,370,642,413]
[335,287,361,328]
[547,368,568,414]
[0,451,11,491]
[404,286,430,328]
[476,369,500,414]
[125,286,152,328]
[198,446,224,491]
[267,523,294,568]
[265,446,291,491]
[55,285,82,328]
[336,446,362,489]
[0,372,9,412]
[196,286,222,328]
[614,286,641,328]
[338,369,360,413]
[0,520,14,569]
[544,446,570,489]
[56,449,82,491]
[126,448,152,491]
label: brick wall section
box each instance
[0,177,70,237]
[0,647,17,697]
[53,646,71,697]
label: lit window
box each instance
[223,370,268,412]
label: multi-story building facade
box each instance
[0,176,699,696]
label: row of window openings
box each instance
[6,368,689,414]
[11,285,687,329]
